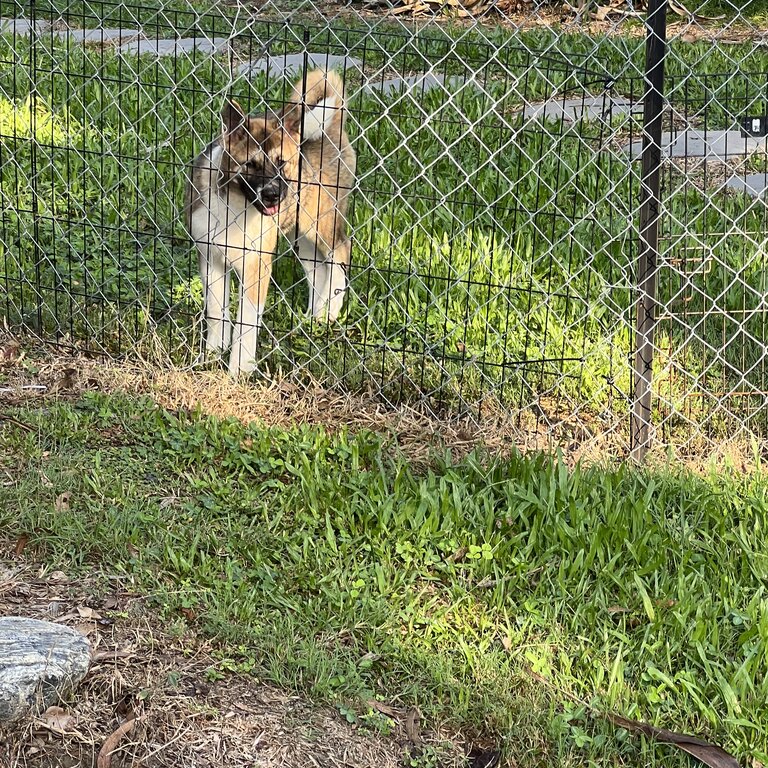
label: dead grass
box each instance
[0,562,467,768]
[0,332,764,473]
[0,333,631,468]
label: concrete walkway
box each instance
[3,16,767,197]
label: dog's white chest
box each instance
[201,193,263,250]
[189,145,273,255]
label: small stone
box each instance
[0,617,91,724]
[48,570,67,583]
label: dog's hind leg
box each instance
[297,234,349,322]
[297,235,325,318]
[324,236,350,322]
[197,241,231,360]
[228,246,273,376]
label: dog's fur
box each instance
[185,69,356,375]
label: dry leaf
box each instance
[52,368,77,391]
[366,699,403,718]
[40,706,76,733]
[405,707,422,745]
[667,0,725,20]
[14,535,28,557]
[607,713,741,768]
[501,635,512,651]
[0,340,20,365]
[54,492,71,513]
[49,570,68,582]
[77,606,102,620]
[448,546,468,562]
[97,719,136,768]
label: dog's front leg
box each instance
[229,247,273,376]
[297,236,323,318]
[195,241,231,361]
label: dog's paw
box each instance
[325,295,347,323]
[310,305,330,323]
[227,357,258,378]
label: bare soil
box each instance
[0,563,467,768]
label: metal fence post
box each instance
[630,0,668,461]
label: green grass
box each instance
[2,16,768,426]
[3,391,768,766]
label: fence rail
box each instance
[1,0,767,457]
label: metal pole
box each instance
[630,0,668,461]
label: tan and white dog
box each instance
[185,69,356,375]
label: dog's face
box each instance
[219,100,298,216]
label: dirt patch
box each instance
[0,563,466,768]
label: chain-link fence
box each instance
[0,0,767,457]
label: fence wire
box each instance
[0,0,766,455]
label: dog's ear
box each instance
[221,99,248,139]
[281,103,301,136]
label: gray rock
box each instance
[625,129,768,160]
[52,27,141,44]
[237,53,363,78]
[119,36,229,56]
[725,173,768,198]
[0,617,90,724]
[523,95,641,123]
[0,17,51,35]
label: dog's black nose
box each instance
[260,183,284,207]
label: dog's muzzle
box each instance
[238,174,287,217]
[256,182,285,216]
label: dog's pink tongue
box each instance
[263,205,279,217]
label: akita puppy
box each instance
[185,69,356,375]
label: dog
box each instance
[185,69,356,375]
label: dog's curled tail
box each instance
[288,68,346,141]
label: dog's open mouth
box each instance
[261,204,280,217]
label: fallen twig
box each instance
[0,413,33,432]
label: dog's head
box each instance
[219,71,346,216]
[219,99,290,216]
